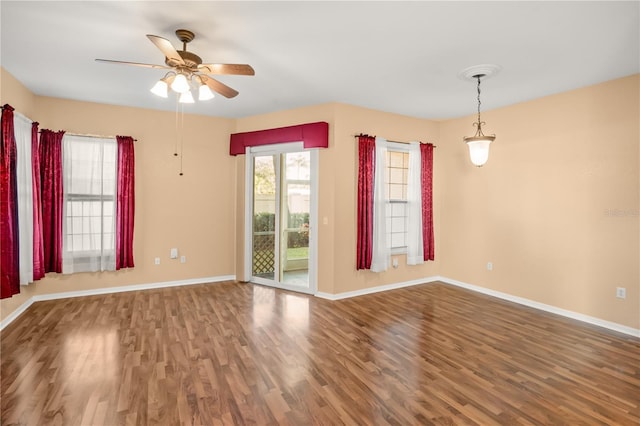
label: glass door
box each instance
[279,151,311,286]
[251,154,278,282]
[247,143,316,294]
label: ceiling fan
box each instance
[96,29,254,100]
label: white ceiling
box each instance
[1,1,638,120]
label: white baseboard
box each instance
[0,298,35,331]
[316,275,639,338]
[0,275,236,331]
[315,276,440,300]
[437,276,640,338]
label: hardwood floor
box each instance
[1,281,639,425]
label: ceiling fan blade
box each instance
[198,64,255,76]
[201,76,239,98]
[146,34,185,66]
[95,59,171,69]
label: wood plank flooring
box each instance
[1,281,639,425]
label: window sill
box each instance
[390,247,407,255]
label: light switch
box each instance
[170,248,178,259]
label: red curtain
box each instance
[356,134,376,270]
[1,105,20,299]
[421,143,435,261]
[116,135,135,269]
[39,129,64,273]
[31,122,45,280]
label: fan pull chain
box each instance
[179,103,184,176]
[174,96,179,157]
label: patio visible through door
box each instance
[246,143,316,294]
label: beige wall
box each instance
[439,74,639,329]
[1,68,37,118]
[2,66,638,331]
[1,69,237,321]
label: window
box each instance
[358,135,433,272]
[385,149,409,253]
[62,135,117,273]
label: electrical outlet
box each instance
[616,287,626,299]
[487,262,493,271]
[392,258,399,268]
[154,257,160,265]
[170,248,178,259]
[180,256,186,264]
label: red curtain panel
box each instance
[31,121,45,281]
[356,134,376,270]
[116,135,135,269]
[39,129,64,273]
[1,105,20,299]
[420,143,435,261]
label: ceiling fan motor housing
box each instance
[169,29,202,69]
[173,50,202,69]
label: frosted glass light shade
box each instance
[465,138,493,167]
[198,84,215,100]
[150,80,168,98]
[179,90,195,104]
[171,73,190,93]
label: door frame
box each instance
[244,142,318,295]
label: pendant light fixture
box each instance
[459,64,500,167]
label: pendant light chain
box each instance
[476,76,482,127]
[474,75,487,137]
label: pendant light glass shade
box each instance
[465,137,494,167]
[171,73,190,93]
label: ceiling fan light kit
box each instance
[198,78,215,101]
[150,80,168,98]
[459,64,500,167]
[179,90,195,104]
[149,72,176,98]
[96,28,255,102]
[170,73,190,94]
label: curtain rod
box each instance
[1,106,36,124]
[354,134,436,147]
[39,130,137,142]
[1,107,137,141]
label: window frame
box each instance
[384,143,410,255]
[64,192,116,259]
[61,135,118,269]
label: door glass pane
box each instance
[252,155,276,280]
[281,152,310,287]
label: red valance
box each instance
[229,121,329,156]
